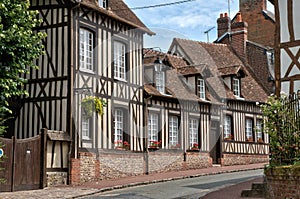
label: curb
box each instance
[71,166,265,198]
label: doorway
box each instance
[209,120,221,164]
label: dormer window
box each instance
[232,77,240,97]
[154,57,165,94]
[197,77,206,99]
[98,0,107,8]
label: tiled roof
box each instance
[80,0,154,35]
[143,49,220,104]
[171,38,268,102]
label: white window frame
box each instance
[98,0,107,8]
[246,118,253,140]
[156,70,165,94]
[189,118,198,147]
[114,41,126,81]
[233,77,240,97]
[114,109,124,144]
[256,119,263,141]
[224,115,232,139]
[80,28,94,71]
[197,77,206,99]
[169,116,179,146]
[148,113,159,146]
[82,115,91,140]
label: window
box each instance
[232,77,240,97]
[114,109,123,146]
[189,119,198,148]
[80,29,94,71]
[256,119,263,142]
[148,113,159,146]
[82,116,91,140]
[246,118,254,141]
[114,41,126,81]
[169,116,179,148]
[197,77,206,99]
[224,115,232,139]
[156,70,165,93]
[98,0,107,8]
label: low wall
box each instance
[221,154,269,166]
[265,166,300,199]
[70,150,212,184]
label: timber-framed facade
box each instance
[274,0,300,95]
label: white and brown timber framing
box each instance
[9,0,153,153]
[168,38,269,157]
[274,0,300,95]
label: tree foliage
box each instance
[0,0,46,132]
[261,94,300,166]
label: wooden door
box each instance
[209,120,221,164]
[0,135,45,192]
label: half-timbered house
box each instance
[273,0,300,95]
[169,38,270,165]
[7,0,155,184]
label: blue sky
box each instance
[124,0,269,52]
[124,0,240,51]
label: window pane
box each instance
[224,115,232,138]
[197,77,205,99]
[114,42,126,80]
[256,120,263,140]
[148,113,158,146]
[79,29,93,71]
[189,119,198,147]
[114,109,123,143]
[156,71,165,93]
[82,116,90,139]
[246,118,253,139]
[169,116,178,146]
[233,77,240,96]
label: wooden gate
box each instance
[0,134,46,192]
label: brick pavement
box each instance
[0,163,266,199]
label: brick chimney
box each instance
[240,0,267,14]
[217,13,231,38]
[230,12,248,60]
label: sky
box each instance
[124,0,240,51]
[124,0,274,52]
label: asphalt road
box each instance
[78,169,263,199]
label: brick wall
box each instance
[265,166,300,199]
[221,154,269,166]
[239,0,275,47]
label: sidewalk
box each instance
[0,163,266,199]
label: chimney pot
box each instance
[236,12,242,22]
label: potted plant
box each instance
[190,143,199,151]
[149,140,161,149]
[81,96,106,117]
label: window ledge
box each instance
[114,77,127,83]
[79,68,95,74]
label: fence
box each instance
[271,92,300,165]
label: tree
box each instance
[0,0,46,131]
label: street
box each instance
[78,169,263,199]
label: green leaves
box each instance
[0,0,46,131]
[261,94,300,166]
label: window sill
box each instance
[114,77,127,83]
[79,68,95,74]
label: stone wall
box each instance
[70,150,212,184]
[221,154,269,166]
[265,166,300,199]
[46,172,68,187]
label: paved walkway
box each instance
[0,163,266,199]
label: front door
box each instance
[210,120,221,164]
